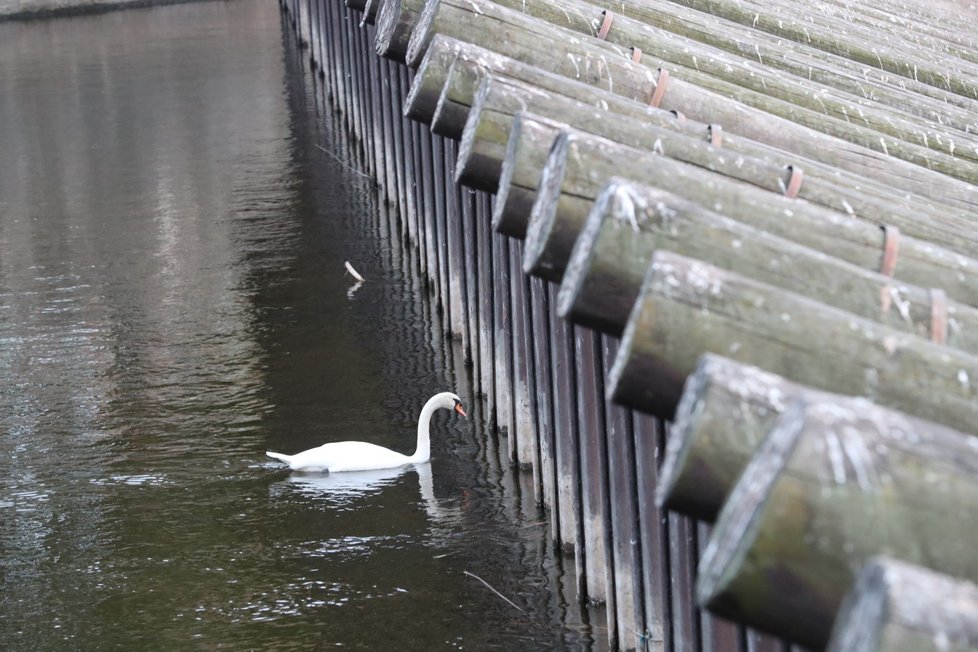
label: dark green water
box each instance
[0,1,599,648]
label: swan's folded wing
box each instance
[292,441,412,473]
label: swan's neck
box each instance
[410,398,440,463]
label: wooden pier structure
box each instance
[280,0,978,648]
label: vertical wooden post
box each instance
[475,192,495,414]
[493,233,514,438]
[632,413,668,650]
[444,140,469,345]
[550,301,579,553]
[574,329,609,604]
[510,240,537,469]
[530,277,555,511]
[459,188,480,369]
[603,336,646,652]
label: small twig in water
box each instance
[313,143,371,179]
[344,261,365,282]
[463,571,526,614]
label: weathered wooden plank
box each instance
[361,0,381,25]
[407,35,693,141]
[697,395,978,649]
[492,113,564,240]
[827,557,978,652]
[523,128,978,285]
[468,0,978,171]
[407,0,657,95]
[528,128,978,303]
[375,0,425,61]
[404,34,465,124]
[460,72,978,239]
[610,250,978,432]
[697,521,747,652]
[594,0,978,125]
[657,355,806,522]
[665,0,978,100]
[407,0,978,202]
[554,181,978,353]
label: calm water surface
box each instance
[0,2,598,648]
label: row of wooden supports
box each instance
[281,0,978,649]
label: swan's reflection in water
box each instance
[283,465,407,501]
[346,280,363,299]
[280,462,463,530]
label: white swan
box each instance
[266,392,466,473]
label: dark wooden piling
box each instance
[413,118,432,277]
[397,67,420,251]
[529,276,557,514]
[475,190,494,407]
[459,186,479,369]
[361,0,380,24]
[429,130,448,297]
[573,328,610,605]
[444,140,469,347]
[550,299,580,552]
[365,23,386,184]
[492,230,514,436]
[697,395,978,648]
[602,335,646,652]
[632,413,668,649]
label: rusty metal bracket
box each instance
[708,124,723,147]
[783,165,804,198]
[597,11,613,39]
[650,69,669,108]
[880,225,901,277]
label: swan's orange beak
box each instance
[454,402,467,418]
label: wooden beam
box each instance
[609,250,978,432]
[697,396,978,648]
[827,557,978,652]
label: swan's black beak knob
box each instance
[454,401,467,418]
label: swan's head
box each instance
[432,391,467,417]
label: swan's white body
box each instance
[266,392,465,473]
